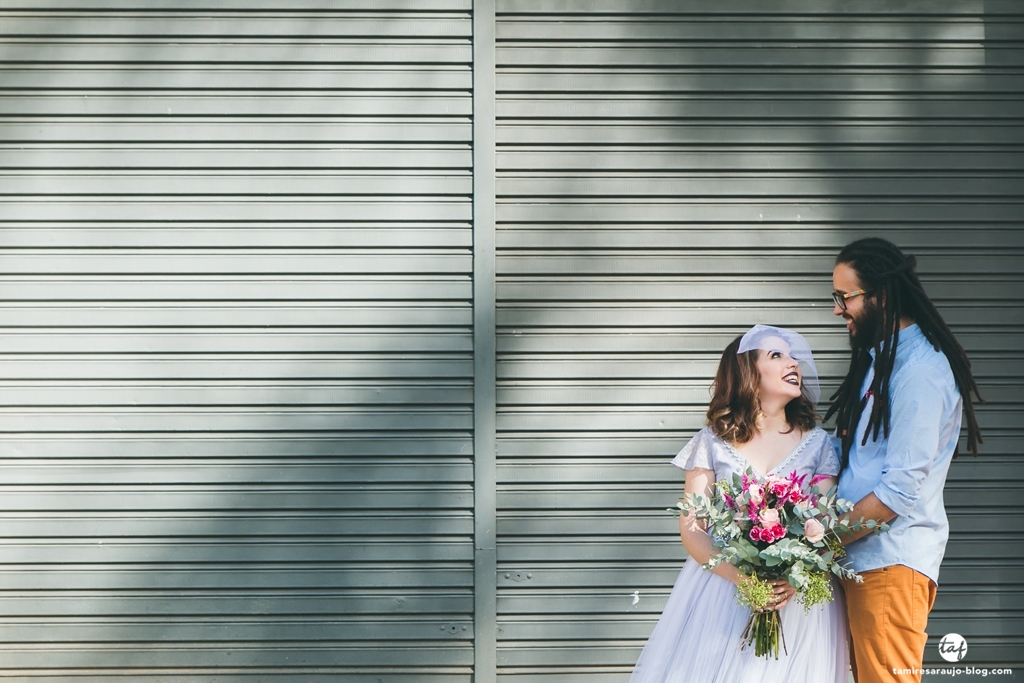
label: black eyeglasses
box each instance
[831,289,869,311]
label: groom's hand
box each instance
[842,492,898,544]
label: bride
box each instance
[629,325,849,683]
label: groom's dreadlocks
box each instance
[824,238,983,468]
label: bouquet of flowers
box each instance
[672,469,887,659]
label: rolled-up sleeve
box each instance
[872,363,949,517]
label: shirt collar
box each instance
[867,322,923,359]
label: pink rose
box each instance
[804,518,826,544]
[748,483,764,505]
[759,508,780,527]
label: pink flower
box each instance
[759,508,780,527]
[767,524,786,542]
[804,518,826,544]
[809,474,831,488]
[748,483,764,505]
[749,526,764,542]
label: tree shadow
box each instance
[493,2,1023,678]
[0,3,477,680]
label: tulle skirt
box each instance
[629,558,850,683]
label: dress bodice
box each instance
[671,426,840,482]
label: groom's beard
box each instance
[847,298,883,350]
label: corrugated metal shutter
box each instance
[494,1,1023,680]
[0,2,475,679]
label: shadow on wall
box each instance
[0,5,477,679]
[492,2,1021,676]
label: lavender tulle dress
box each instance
[629,426,850,683]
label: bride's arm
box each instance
[814,475,837,493]
[679,466,744,586]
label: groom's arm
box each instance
[842,363,947,545]
[841,492,897,545]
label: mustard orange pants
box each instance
[842,565,937,683]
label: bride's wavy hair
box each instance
[706,336,818,444]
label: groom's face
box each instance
[832,262,881,347]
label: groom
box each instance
[824,238,983,683]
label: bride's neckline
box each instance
[715,428,818,478]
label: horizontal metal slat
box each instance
[0,589,472,615]
[498,46,1000,68]
[495,458,1019,483]
[496,512,1024,536]
[496,252,1023,276]
[497,123,1024,145]
[0,539,475,563]
[0,42,472,65]
[0,513,474,536]
[495,330,1023,353]
[0,435,473,458]
[498,72,1017,94]
[497,536,1024,565]
[0,331,473,353]
[0,564,474,590]
[0,458,473,483]
[0,303,473,326]
[0,120,471,143]
[0,15,472,38]
[0,277,472,301]
[0,645,475,670]
[0,145,472,169]
[0,647,475,671]
[0,487,474,511]
[0,250,471,274]
[0,357,473,380]
[0,67,472,90]
[497,303,1021,327]
[496,0,1017,14]
[494,409,700,432]
[497,175,1024,198]
[0,616,474,642]
[495,278,1021,302]
[0,227,473,248]
[0,407,474,432]
[495,357,1021,381]
[0,173,472,196]
[497,149,1024,171]
[0,0,471,7]
[0,382,474,405]
[496,485,1024,510]
[496,201,1024,224]
[1,199,472,221]
[497,18,990,41]
[495,227,1024,249]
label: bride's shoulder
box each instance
[671,426,724,471]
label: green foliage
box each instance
[797,571,834,614]
[735,574,774,611]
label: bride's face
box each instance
[754,339,803,403]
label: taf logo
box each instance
[938,633,967,662]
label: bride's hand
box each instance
[767,579,796,610]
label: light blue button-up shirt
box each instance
[837,324,963,584]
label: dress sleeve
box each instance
[670,428,715,471]
[815,430,841,476]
